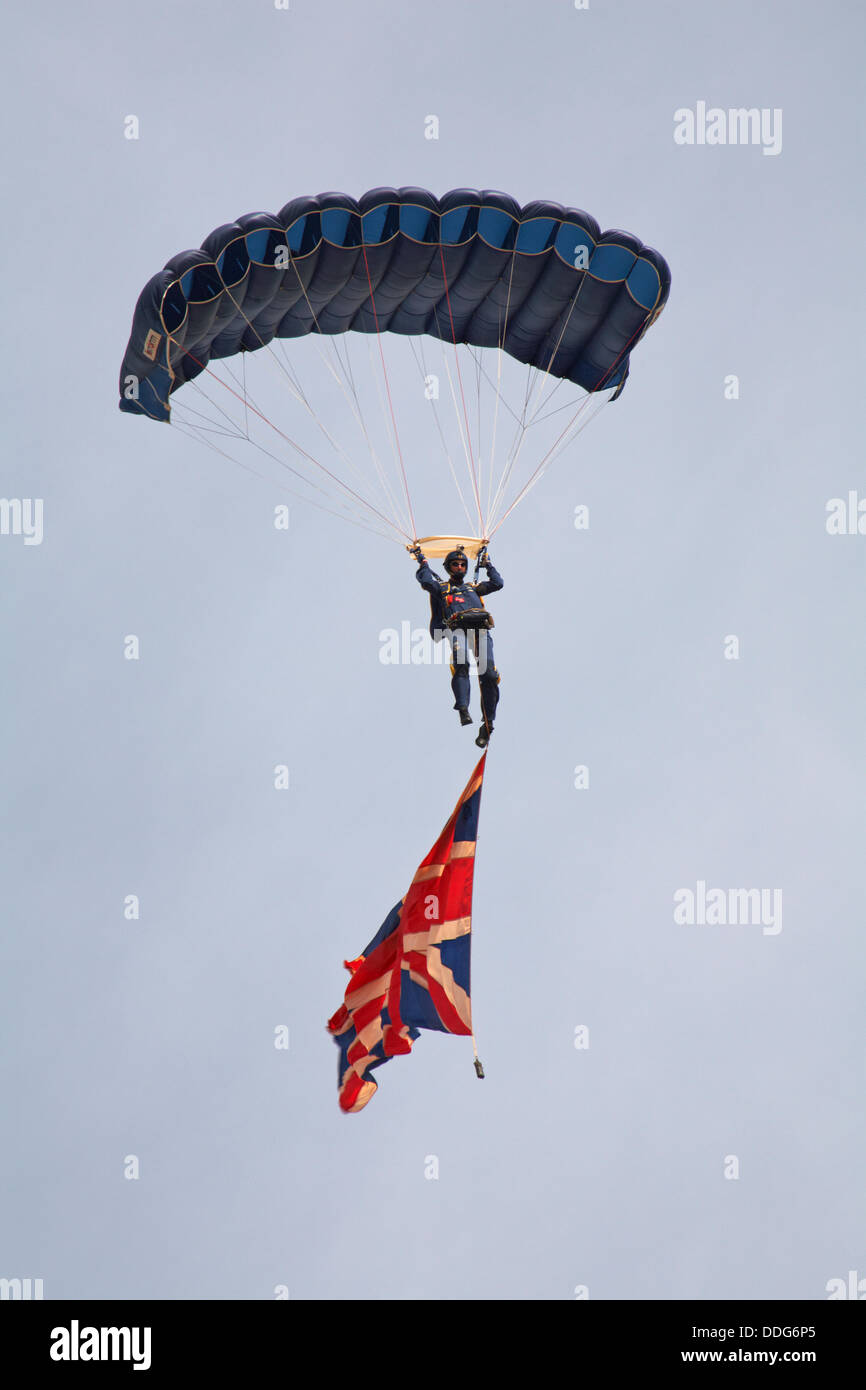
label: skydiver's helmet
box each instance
[444,548,468,578]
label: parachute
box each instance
[119,187,670,547]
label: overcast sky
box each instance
[1,0,863,1300]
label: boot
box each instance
[457,708,473,727]
[475,722,493,748]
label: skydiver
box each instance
[410,544,502,748]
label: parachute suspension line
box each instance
[486,283,589,530]
[542,393,610,469]
[222,358,268,427]
[409,339,476,536]
[287,323,412,537]
[271,341,320,427]
[358,239,418,541]
[218,281,337,422]
[218,262,412,539]
[492,357,533,477]
[522,359,534,414]
[437,245,486,537]
[173,384,338,502]
[522,374,568,427]
[169,418,399,544]
[284,328,405,524]
[489,315,652,538]
[173,375,387,514]
[491,394,609,522]
[518,276,590,430]
[491,396,614,538]
[474,343,483,510]
[173,367,254,440]
[331,332,414,540]
[488,264,609,533]
[460,346,525,432]
[165,333,412,540]
[171,397,248,439]
[529,388,583,427]
[485,346,502,527]
[437,334,481,529]
[483,386,586,536]
[272,328,408,535]
[219,279,400,529]
[486,361,538,532]
[331,330,357,396]
[486,248,519,528]
[361,337,417,542]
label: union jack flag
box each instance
[327,754,486,1112]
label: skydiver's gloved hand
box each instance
[409,544,425,564]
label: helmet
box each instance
[444,548,468,572]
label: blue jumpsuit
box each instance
[415,560,503,727]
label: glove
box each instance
[409,544,425,564]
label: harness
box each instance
[439,580,494,632]
[425,548,494,638]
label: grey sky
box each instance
[1,0,863,1300]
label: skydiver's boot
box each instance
[475,722,493,748]
[457,708,473,727]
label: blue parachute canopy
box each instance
[119,186,670,423]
